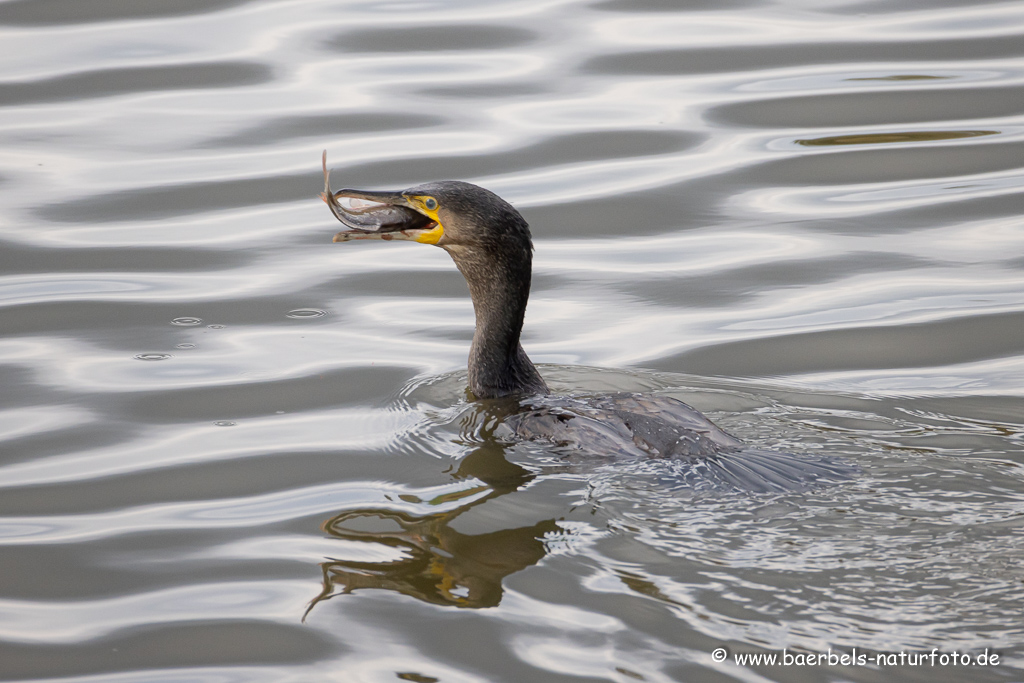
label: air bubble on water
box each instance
[286,308,327,319]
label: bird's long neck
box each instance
[446,243,549,399]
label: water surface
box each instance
[1,0,1023,681]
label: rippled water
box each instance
[2,0,1023,681]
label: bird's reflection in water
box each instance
[307,401,560,615]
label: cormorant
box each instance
[320,152,853,492]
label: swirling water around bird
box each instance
[1,0,1024,680]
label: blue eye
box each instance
[424,197,438,211]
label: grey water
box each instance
[1,0,1023,681]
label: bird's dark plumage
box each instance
[322,157,854,491]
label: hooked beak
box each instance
[320,151,443,244]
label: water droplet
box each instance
[134,353,171,361]
[176,343,196,349]
[207,324,226,329]
[286,308,327,319]
[171,317,202,326]
[214,420,236,427]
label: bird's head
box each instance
[322,155,532,254]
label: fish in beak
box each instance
[320,151,442,243]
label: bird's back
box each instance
[504,393,855,492]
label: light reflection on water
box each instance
[1,0,1023,680]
